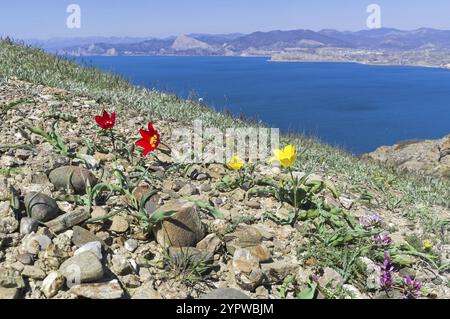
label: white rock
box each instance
[74,241,103,260]
[41,271,65,298]
[124,239,138,252]
[21,233,52,255]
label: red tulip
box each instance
[95,111,116,130]
[135,121,160,156]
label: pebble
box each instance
[110,215,129,233]
[21,233,52,255]
[24,192,60,222]
[232,248,264,291]
[41,271,65,298]
[132,282,161,299]
[154,200,204,248]
[72,226,106,248]
[74,241,103,260]
[124,239,138,252]
[19,217,38,235]
[111,254,132,275]
[69,280,124,299]
[21,265,46,280]
[0,287,20,299]
[59,251,104,284]
[0,216,19,234]
[49,166,97,195]
[178,183,199,196]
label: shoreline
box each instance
[68,52,450,71]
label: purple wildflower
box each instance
[380,252,395,292]
[374,233,392,247]
[359,212,382,229]
[403,276,422,299]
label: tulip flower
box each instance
[95,111,116,130]
[227,155,245,171]
[95,110,116,150]
[270,145,297,169]
[270,144,300,219]
[423,240,432,250]
[136,121,160,156]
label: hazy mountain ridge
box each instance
[24,28,450,67]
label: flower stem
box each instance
[109,129,116,151]
[289,168,299,216]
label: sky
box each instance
[2,0,450,39]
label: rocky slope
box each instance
[0,77,449,300]
[364,135,450,180]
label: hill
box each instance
[0,41,449,299]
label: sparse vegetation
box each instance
[0,40,449,299]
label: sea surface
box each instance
[75,56,450,154]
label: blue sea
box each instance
[76,56,450,154]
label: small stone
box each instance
[199,183,212,193]
[132,282,161,299]
[196,173,209,181]
[121,274,141,288]
[110,215,129,233]
[74,241,103,260]
[0,216,19,234]
[41,271,65,298]
[91,206,108,220]
[247,245,271,263]
[224,224,263,254]
[72,226,106,248]
[196,234,222,254]
[342,284,367,299]
[49,166,97,194]
[16,253,34,265]
[0,287,20,299]
[111,254,132,276]
[45,207,90,233]
[124,239,138,252]
[199,288,251,299]
[21,233,52,255]
[244,200,261,209]
[358,257,381,291]
[69,280,124,299]
[178,183,199,196]
[22,265,46,280]
[15,149,31,160]
[255,286,270,299]
[24,192,60,222]
[60,251,104,284]
[20,217,38,235]
[144,194,162,216]
[261,261,298,284]
[232,248,263,291]
[318,267,345,289]
[339,196,354,210]
[154,200,204,247]
[0,269,25,288]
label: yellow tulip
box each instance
[270,145,297,168]
[423,240,432,250]
[227,155,245,171]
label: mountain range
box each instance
[24,28,450,57]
